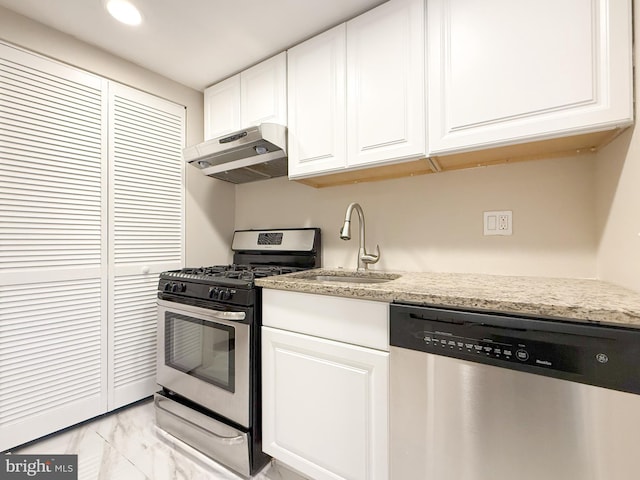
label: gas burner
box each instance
[173,264,300,281]
[224,270,257,281]
[251,266,299,278]
[178,266,222,276]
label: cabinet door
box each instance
[346,0,426,168]
[241,52,287,127]
[107,83,185,410]
[0,42,108,451]
[204,75,241,139]
[262,327,389,480]
[427,0,633,155]
[287,24,347,178]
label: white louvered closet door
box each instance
[0,43,108,451]
[108,83,184,409]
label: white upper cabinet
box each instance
[346,0,426,167]
[204,75,241,139]
[427,0,633,155]
[204,52,286,141]
[287,24,347,177]
[287,0,426,179]
[241,52,287,128]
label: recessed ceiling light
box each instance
[105,0,142,26]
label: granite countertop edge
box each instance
[255,269,640,328]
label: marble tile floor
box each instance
[5,398,308,480]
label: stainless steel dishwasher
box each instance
[390,303,640,480]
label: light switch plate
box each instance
[484,210,512,236]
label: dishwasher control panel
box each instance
[390,303,640,395]
[419,329,578,372]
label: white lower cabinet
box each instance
[262,290,389,480]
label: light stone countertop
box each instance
[255,269,640,328]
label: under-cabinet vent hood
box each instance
[183,123,287,184]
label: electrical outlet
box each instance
[484,210,512,236]
[498,214,510,231]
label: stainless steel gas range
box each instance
[155,228,321,477]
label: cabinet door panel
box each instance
[108,83,185,410]
[241,52,287,127]
[287,24,347,178]
[204,75,241,139]
[428,0,633,154]
[450,0,592,126]
[0,42,107,451]
[262,327,389,480]
[347,0,426,167]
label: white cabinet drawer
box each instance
[262,289,388,351]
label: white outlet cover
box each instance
[484,210,512,236]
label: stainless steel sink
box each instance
[307,274,399,284]
[312,275,390,284]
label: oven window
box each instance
[165,312,235,392]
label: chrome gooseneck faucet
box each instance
[339,202,380,271]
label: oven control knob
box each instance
[173,283,186,293]
[163,282,172,291]
[220,289,231,301]
[208,287,219,299]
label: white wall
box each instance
[0,6,235,266]
[596,124,640,292]
[592,0,640,294]
[236,155,598,278]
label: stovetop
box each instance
[158,228,321,306]
[158,264,304,306]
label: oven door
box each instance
[157,299,250,428]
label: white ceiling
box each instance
[0,0,386,91]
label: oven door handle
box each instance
[155,396,246,445]
[157,300,249,326]
[209,310,246,322]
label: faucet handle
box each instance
[361,245,380,265]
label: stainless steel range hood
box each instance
[183,123,287,184]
